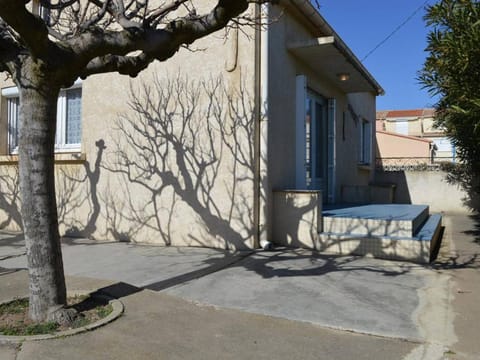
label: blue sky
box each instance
[318,0,438,110]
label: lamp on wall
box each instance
[337,73,350,81]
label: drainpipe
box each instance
[254,3,273,250]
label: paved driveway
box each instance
[0,233,454,348]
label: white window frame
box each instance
[55,85,82,152]
[32,0,50,23]
[395,119,409,135]
[6,95,19,154]
[2,79,82,154]
[359,118,372,165]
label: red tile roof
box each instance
[376,108,435,119]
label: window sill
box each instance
[357,163,372,171]
[0,152,86,165]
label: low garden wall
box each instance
[375,168,478,214]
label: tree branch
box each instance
[69,0,256,77]
[0,20,21,74]
[39,0,79,10]
[145,0,190,26]
[0,0,53,58]
[80,52,154,78]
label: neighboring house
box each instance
[0,1,383,251]
[376,109,455,166]
[376,131,434,167]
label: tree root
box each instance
[47,306,80,326]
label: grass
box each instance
[0,322,59,336]
[0,298,29,315]
[0,295,114,336]
[96,304,113,318]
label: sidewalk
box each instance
[436,214,480,359]
[0,213,479,359]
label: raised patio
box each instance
[272,192,442,263]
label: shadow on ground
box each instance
[463,214,480,245]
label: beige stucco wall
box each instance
[384,118,413,135]
[80,22,258,249]
[380,115,454,162]
[272,190,321,248]
[375,170,478,214]
[0,7,258,250]
[342,92,376,186]
[376,131,432,164]
[0,164,22,231]
[384,116,437,137]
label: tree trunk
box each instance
[18,83,67,322]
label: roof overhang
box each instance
[281,0,384,96]
[288,36,384,95]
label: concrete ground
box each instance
[0,213,479,359]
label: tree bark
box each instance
[18,82,67,322]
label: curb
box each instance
[0,291,124,344]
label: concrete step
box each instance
[317,213,442,263]
[322,204,429,238]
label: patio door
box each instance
[296,76,335,203]
[305,91,328,196]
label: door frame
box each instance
[295,75,336,203]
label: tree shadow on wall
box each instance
[441,162,480,213]
[0,141,108,243]
[103,74,257,249]
[56,139,108,241]
[0,166,22,231]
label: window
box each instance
[3,83,82,154]
[56,88,82,149]
[7,97,19,154]
[359,118,372,164]
[395,120,409,135]
[32,0,50,24]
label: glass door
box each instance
[305,92,328,201]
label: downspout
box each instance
[254,3,273,250]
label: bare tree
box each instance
[0,0,270,323]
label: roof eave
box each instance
[280,0,385,96]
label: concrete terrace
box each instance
[319,204,442,263]
[1,213,479,359]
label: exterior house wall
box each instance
[0,9,259,250]
[337,92,377,204]
[376,131,432,165]
[87,27,258,250]
[267,5,376,201]
[343,92,376,186]
[377,109,455,164]
[0,3,382,250]
[384,117,426,137]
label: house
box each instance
[376,109,456,167]
[5,1,439,260]
[376,130,434,168]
